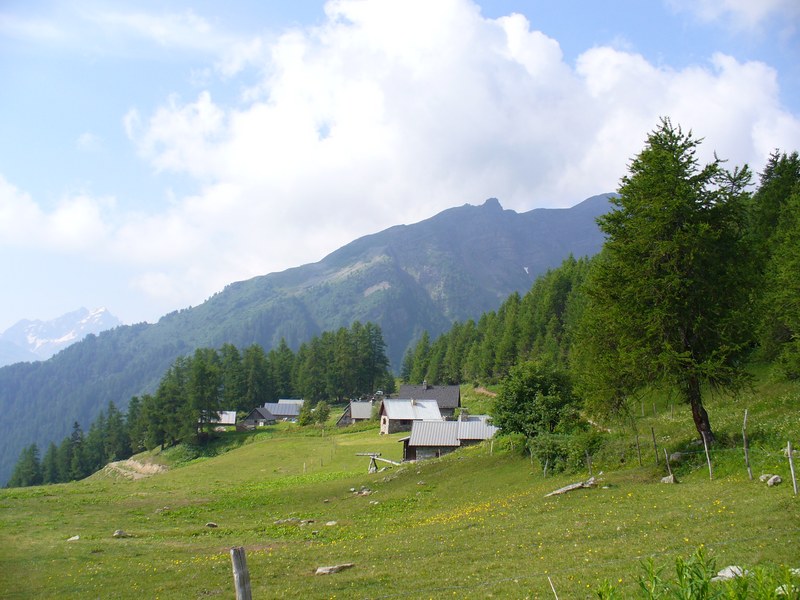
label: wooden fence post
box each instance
[702,431,713,480]
[663,448,673,480]
[788,441,798,496]
[635,434,642,467]
[742,409,752,481]
[651,427,659,465]
[231,546,252,600]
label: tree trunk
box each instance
[686,374,714,443]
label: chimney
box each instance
[422,379,429,389]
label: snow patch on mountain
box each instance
[0,307,121,366]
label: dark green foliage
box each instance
[404,255,592,386]
[0,196,611,485]
[577,119,755,441]
[314,401,331,425]
[754,155,800,378]
[491,361,581,438]
[297,400,315,426]
[6,444,41,488]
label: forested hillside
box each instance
[405,124,799,443]
[0,194,611,485]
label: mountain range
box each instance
[0,193,613,485]
[0,307,121,367]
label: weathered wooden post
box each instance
[788,441,797,496]
[742,409,752,481]
[231,546,252,600]
[701,431,713,480]
[635,433,642,467]
[651,427,659,465]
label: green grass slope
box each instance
[1,378,798,599]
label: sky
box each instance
[1,0,799,332]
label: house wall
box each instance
[380,416,414,434]
[416,446,457,460]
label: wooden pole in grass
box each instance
[663,448,673,479]
[788,441,797,496]
[547,575,559,600]
[702,431,713,480]
[742,409,753,481]
[651,427,659,465]
[231,547,252,600]
[635,434,642,466]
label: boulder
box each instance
[315,563,355,575]
[760,474,775,482]
[711,566,747,581]
[661,474,677,484]
[767,475,782,487]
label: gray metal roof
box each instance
[397,384,461,409]
[381,399,442,421]
[457,419,499,440]
[409,420,460,446]
[263,402,303,417]
[349,401,374,419]
[407,416,498,447]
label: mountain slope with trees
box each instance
[0,194,612,485]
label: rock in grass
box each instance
[711,566,747,581]
[669,452,686,464]
[67,535,80,542]
[112,530,131,538]
[767,475,782,487]
[661,474,677,484]
[205,522,218,528]
[760,474,774,482]
[315,563,355,575]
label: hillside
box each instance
[1,374,797,598]
[0,194,613,485]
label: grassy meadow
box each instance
[1,375,798,599]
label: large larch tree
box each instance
[580,119,755,441]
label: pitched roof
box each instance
[349,401,374,420]
[407,417,499,447]
[381,399,442,421]
[277,398,304,405]
[245,407,276,421]
[398,384,461,409]
[263,402,300,419]
[456,419,499,441]
[263,402,302,417]
[409,420,460,446]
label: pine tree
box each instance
[578,119,755,440]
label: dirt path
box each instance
[474,386,497,397]
[102,459,168,480]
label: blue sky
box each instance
[1,0,799,331]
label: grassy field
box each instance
[1,376,798,599]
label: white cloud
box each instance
[0,175,112,252]
[667,0,800,33]
[5,0,800,323]
[111,0,798,312]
